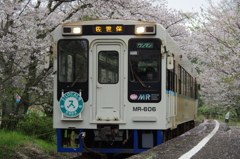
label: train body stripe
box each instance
[166,90,197,102]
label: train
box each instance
[49,19,198,155]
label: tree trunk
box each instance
[235,108,240,121]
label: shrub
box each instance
[17,112,55,142]
[196,115,205,123]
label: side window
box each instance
[178,65,182,94]
[98,51,119,84]
[178,64,196,98]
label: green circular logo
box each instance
[59,92,84,117]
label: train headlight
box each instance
[135,25,156,35]
[72,27,82,34]
[136,26,145,34]
[62,26,82,35]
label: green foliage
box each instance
[196,115,205,123]
[198,106,213,115]
[34,138,57,153]
[198,106,211,115]
[198,94,204,107]
[198,105,222,116]
[0,129,57,158]
[183,14,191,19]
[0,129,27,158]
[221,77,234,83]
[17,112,55,142]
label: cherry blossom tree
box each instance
[0,0,61,129]
[186,0,240,119]
[0,0,193,129]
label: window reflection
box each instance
[129,50,159,82]
[58,40,88,82]
[98,51,119,84]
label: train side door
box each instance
[92,41,124,121]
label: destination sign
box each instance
[137,43,153,48]
[94,25,123,33]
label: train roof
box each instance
[62,19,156,26]
[165,32,197,78]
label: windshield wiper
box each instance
[130,62,149,88]
[68,70,83,88]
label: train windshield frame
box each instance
[128,38,162,103]
[57,39,89,102]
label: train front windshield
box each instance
[129,39,160,82]
[130,56,159,82]
[128,38,161,103]
[58,40,88,83]
[57,39,89,101]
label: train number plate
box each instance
[133,107,156,112]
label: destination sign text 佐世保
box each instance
[94,25,123,33]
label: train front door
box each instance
[92,40,125,121]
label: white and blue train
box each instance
[50,19,198,155]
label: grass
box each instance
[0,129,57,159]
[0,129,27,158]
[196,115,205,123]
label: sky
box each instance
[167,0,222,12]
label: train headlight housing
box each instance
[72,27,82,34]
[136,26,145,34]
[62,26,82,35]
[135,25,156,35]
